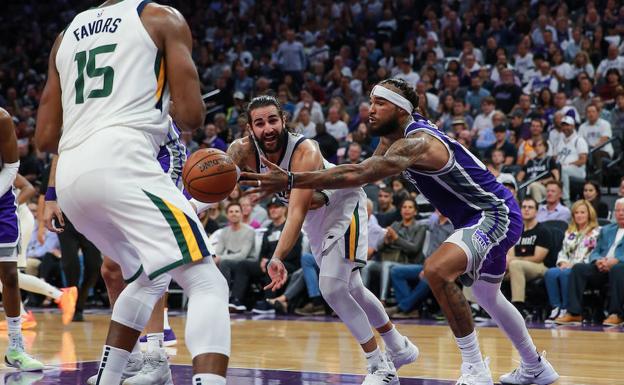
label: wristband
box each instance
[45,187,57,201]
[286,171,295,191]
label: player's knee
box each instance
[319,276,345,305]
[423,259,451,286]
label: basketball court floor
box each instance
[1,309,622,384]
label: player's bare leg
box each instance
[0,262,44,371]
[424,243,492,384]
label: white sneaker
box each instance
[362,355,399,385]
[499,352,559,385]
[86,352,144,385]
[544,308,560,324]
[386,336,419,370]
[455,357,494,385]
[123,350,173,385]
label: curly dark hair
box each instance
[246,95,286,125]
[377,78,419,113]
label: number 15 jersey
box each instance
[56,0,170,153]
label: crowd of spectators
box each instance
[4,0,624,325]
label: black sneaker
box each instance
[72,310,84,322]
[251,300,276,314]
[228,299,246,313]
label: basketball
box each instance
[182,148,238,203]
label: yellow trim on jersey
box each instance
[348,214,357,261]
[162,199,203,263]
[155,57,166,100]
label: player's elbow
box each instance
[173,102,205,131]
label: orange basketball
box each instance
[182,148,238,203]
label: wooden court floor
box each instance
[2,311,622,384]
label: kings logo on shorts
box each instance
[471,229,491,255]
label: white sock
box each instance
[18,272,63,300]
[364,347,383,369]
[131,341,141,356]
[146,332,164,354]
[6,316,23,351]
[163,308,171,330]
[455,330,484,367]
[379,325,404,352]
[95,345,130,385]
[192,373,226,385]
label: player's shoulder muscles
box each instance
[292,139,323,172]
[139,3,187,51]
[400,130,449,170]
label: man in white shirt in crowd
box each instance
[394,58,420,89]
[554,116,588,205]
[578,104,613,171]
[325,106,349,142]
[536,181,572,223]
[596,44,624,80]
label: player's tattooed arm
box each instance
[372,136,392,156]
[227,139,254,173]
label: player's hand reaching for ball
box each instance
[264,257,288,291]
[240,157,289,199]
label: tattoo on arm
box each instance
[227,140,253,172]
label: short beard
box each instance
[256,128,288,155]
[370,114,401,137]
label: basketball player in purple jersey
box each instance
[241,79,559,385]
[0,108,44,371]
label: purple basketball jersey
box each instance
[157,120,191,199]
[0,187,19,249]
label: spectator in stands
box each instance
[394,58,420,88]
[579,104,613,171]
[364,198,426,305]
[484,123,517,164]
[507,197,552,318]
[595,44,624,81]
[554,116,588,205]
[571,78,595,121]
[554,91,580,125]
[516,118,547,166]
[492,68,522,114]
[610,91,624,140]
[386,211,453,319]
[556,198,624,326]
[596,68,622,102]
[524,61,559,96]
[248,193,268,226]
[583,180,609,220]
[200,123,227,152]
[442,100,474,133]
[537,181,572,223]
[239,196,262,229]
[25,203,61,285]
[276,29,306,83]
[313,123,339,164]
[375,186,401,227]
[294,108,316,139]
[516,139,560,203]
[230,197,302,314]
[465,76,491,116]
[341,142,363,165]
[390,178,410,209]
[202,202,228,236]
[472,96,497,151]
[325,106,349,142]
[293,89,324,125]
[215,202,256,289]
[544,200,599,323]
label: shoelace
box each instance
[140,353,165,374]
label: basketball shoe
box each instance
[123,350,173,385]
[0,312,37,331]
[87,352,143,385]
[386,336,419,370]
[4,348,44,371]
[455,357,494,385]
[362,354,399,385]
[499,352,559,385]
[56,287,78,325]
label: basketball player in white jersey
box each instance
[35,2,230,385]
[228,95,418,385]
[0,109,44,371]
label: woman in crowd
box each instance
[544,200,599,323]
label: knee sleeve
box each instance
[348,271,389,328]
[319,275,374,344]
[111,273,170,331]
[169,260,230,358]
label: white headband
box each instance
[370,85,413,114]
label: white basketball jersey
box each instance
[253,132,367,257]
[56,0,170,153]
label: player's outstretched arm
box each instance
[35,34,63,154]
[241,133,432,193]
